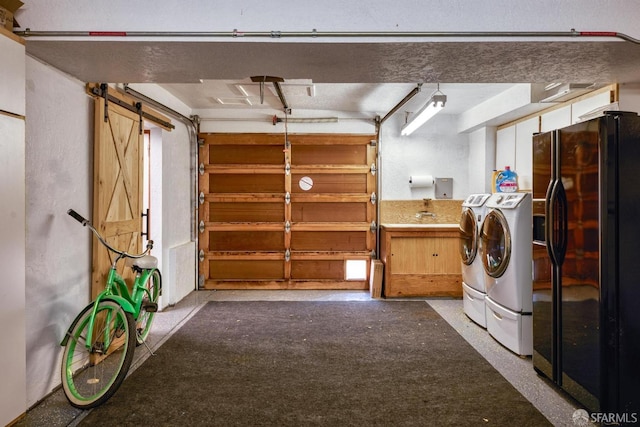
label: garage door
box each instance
[198,133,377,290]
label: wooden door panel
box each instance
[209,260,284,280]
[209,231,284,252]
[291,260,345,280]
[291,231,367,251]
[211,202,284,222]
[208,144,284,165]
[198,133,376,290]
[291,202,367,222]
[291,173,367,193]
[92,100,142,297]
[209,174,285,193]
[294,145,368,165]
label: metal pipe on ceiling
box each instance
[197,116,369,123]
[15,29,640,44]
[379,84,422,126]
[122,84,194,126]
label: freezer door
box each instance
[532,131,555,381]
[557,120,601,413]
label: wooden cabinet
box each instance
[380,225,461,297]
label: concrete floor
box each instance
[16,290,587,427]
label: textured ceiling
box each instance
[24,39,640,115]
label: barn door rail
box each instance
[89,83,175,130]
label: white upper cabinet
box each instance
[495,116,539,192]
[0,31,26,116]
[540,105,571,132]
[495,125,516,172]
[514,117,539,191]
[571,90,615,123]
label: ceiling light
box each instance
[214,97,253,106]
[401,91,447,136]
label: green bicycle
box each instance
[60,209,162,409]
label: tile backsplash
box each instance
[380,199,463,225]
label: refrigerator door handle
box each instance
[546,178,568,266]
[554,181,568,265]
[545,179,559,265]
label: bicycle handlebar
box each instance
[67,209,89,226]
[67,209,154,260]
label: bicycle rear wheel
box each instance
[61,299,136,409]
[136,269,161,345]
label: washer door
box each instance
[480,209,511,278]
[459,207,478,266]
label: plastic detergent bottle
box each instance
[496,166,518,193]
[491,169,500,193]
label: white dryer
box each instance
[459,193,491,327]
[480,192,532,356]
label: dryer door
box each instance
[459,207,478,266]
[480,209,511,278]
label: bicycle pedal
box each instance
[142,302,158,312]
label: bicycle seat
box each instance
[132,255,158,270]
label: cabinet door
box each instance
[431,236,461,274]
[391,236,438,274]
[390,236,460,275]
[0,114,26,426]
[496,125,516,171]
[571,90,613,124]
[515,116,540,191]
[541,105,571,132]
[0,33,25,116]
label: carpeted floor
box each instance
[80,301,551,426]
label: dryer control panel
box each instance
[486,192,529,209]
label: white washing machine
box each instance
[480,192,532,356]
[459,193,491,327]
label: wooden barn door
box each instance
[198,133,377,290]
[92,100,143,298]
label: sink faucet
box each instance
[416,211,436,218]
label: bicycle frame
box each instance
[62,209,158,351]
[83,257,157,351]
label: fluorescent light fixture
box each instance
[401,93,447,136]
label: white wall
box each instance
[24,60,194,407]
[468,127,496,194]
[160,121,196,305]
[381,112,470,200]
[25,57,93,406]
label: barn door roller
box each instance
[90,83,175,130]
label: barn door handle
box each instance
[141,209,150,239]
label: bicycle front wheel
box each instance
[136,269,161,345]
[61,299,136,409]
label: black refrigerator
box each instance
[532,111,640,417]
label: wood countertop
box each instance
[380,223,459,231]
